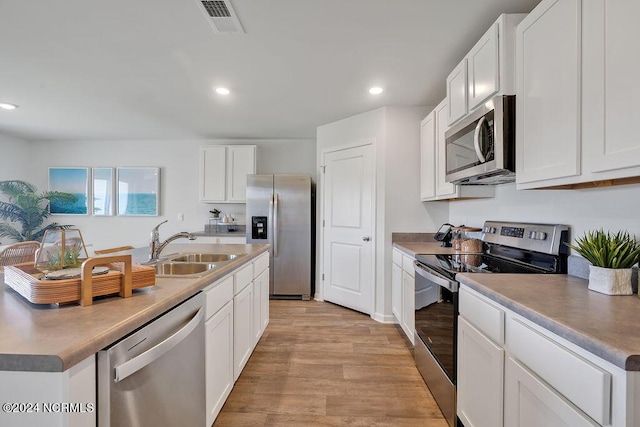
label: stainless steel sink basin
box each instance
[169,253,245,263]
[153,262,216,276]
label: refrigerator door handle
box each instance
[273,192,279,257]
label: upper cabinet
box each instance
[515,0,581,185]
[516,0,640,189]
[200,145,256,203]
[447,13,526,126]
[421,98,494,201]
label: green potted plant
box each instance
[566,229,640,295]
[0,180,77,243]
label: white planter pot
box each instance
[588,265,633,295]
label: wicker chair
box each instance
[0,241,41,269]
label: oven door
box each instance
[414,261,459,427]
[414,261,458,382]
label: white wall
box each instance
[448,182,640,242]
[26,139,315,250]
[0,134,31,181]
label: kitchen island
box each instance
[0,243,269,427]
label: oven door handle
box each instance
[414,261,458,292]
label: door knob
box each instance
[362,236,370,241]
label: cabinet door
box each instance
[252,268,269,344]
[515,0,581,185]
[401,270,415,345]
[233,283,253,381]
[583,0,640,175]
[201,146,227,202]
[226,146,256,202]
[467,22,499,111]
[504,357,599,427]
[434,98,457,198]
[420,111,436,201]
[447,59,468,125]
[205,300,234,427]
[391,262,402,322]
[457,317,504,427]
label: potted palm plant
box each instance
[0,180,77,243]
[566,229,640,295]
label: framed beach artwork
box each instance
[117,167,159,216]
[92,168,114,216]
[48,168,89,215]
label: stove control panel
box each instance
[482,221,569,255]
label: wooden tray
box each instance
[4,255,155,306]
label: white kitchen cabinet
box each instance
[400,254,415,345]
[582,0,640,177]
[447,59,468,125]
[421,99,494,202]
[0,355,96,427]
[504,356,598,427]
[457,316,504,427]
[516,0,640,189]
[200,145,256,203]
[203,275,234,427]
[447,14,525,126]
[251,252,270,345]
[205,300,233,427]
[515,0,581,186]
[391,252,402,322]
[233,267,254,381]
[420,110,437,200]
[459,284,637,427]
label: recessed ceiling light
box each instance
[369,87,383,95]
[215,87,230,95]
[0,102,18,110]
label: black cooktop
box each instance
[415,246,565,280]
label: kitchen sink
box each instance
[169,253,245,263]
[153,262,216,276]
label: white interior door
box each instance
[322,144,374,314]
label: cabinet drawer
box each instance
[253,252,269,278]
[459,286,504,345]
[234,263,254,295]
[392,248,403,266]
[507,317,611,425]
[402,255,415,276]
[204,275,234,319]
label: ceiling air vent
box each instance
[196,0,245,34]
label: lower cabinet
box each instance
[504,356,598,427]
[458,284,636,427]
[457,316,504,427]
[205,300,234,427]
[233,282,254,381]
[252,267,269,343]
[392,248,416,345]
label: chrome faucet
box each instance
[149,220,196,262]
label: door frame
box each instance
[317,139,376,317]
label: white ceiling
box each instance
[0,0,540,142]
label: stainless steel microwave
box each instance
[444,95,515,185]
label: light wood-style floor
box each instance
[214,299,448,426]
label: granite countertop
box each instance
[0,243,269,372]
[457,273,640,371]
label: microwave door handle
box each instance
[473,116,487,162]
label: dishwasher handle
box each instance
[114,306,204,382]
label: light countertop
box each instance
[457,273,640,371]
[0,244,269,372]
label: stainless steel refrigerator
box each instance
[246,174,312,300]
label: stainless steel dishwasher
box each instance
[98,293,205,427]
